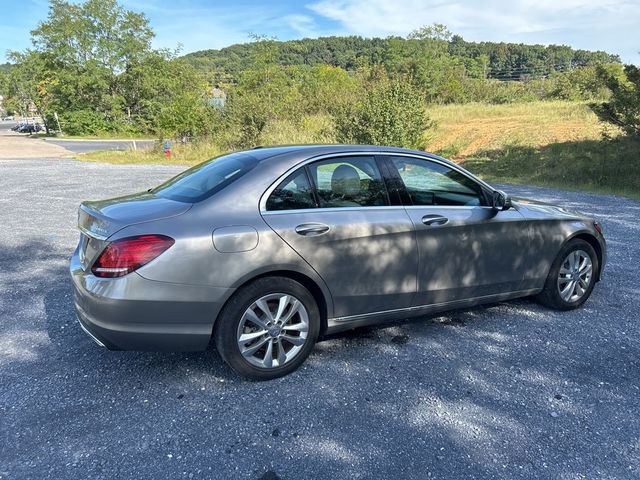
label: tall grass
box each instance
[426,101,611,158]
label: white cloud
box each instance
[283,14,317,37]
[307,0,640,63]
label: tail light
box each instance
[91,234,175,278]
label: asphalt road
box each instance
[1,121,155,155]
[44,138,156,153]
[1,158,639,480]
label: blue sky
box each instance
[2,0,638,65]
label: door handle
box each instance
[421,214,449,226]
[295,223,330,236]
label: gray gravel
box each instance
[1,158,639,480]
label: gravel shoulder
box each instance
[1,159,639,479]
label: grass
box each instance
[77,141,223,165]
[76,101,639,199]
[463,137,640,199]
[426,101,610,158]
[426,101,639,199]
[79,114,335,165]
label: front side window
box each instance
[307,156,389,208]
[152,152,259,203]
[389,156,485,207]
[266,170,316,211]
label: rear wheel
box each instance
[536,239,598,310]
[214,277,320,380]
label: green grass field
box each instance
[79,101,639,199]
[426,102,639,199]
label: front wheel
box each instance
[214,277,320,380]
[536,239,599,310]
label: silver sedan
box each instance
[70,145,606,380]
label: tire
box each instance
[536,238,599,311]
[214,276,320,380]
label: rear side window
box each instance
[306,156,389,208]
[152,152,259,203]
[266,170,316,211]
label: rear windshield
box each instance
[152,152,259,203]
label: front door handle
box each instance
[422,214,449,226]
[295,223,330,236]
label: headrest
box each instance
[331,165,360,197]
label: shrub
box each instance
[59,110,111,136]
[335,78,432,149]
[594,64,640,137]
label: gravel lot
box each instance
[1,158,639,480]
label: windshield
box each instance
[152,152,259,203]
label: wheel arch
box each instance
[214,268,332,336]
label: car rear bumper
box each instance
[70,249,232,352]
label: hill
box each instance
[182,35,620,80]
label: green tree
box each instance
[8,0,216,137]
[595,64,640,136]
[11,0,155,134]
[7,51,58,132]
[335,75,432,149]
[224,36,303,148]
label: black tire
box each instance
[536,238,599,311]
[214,276,320,380]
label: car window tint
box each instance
[266,170,317,211]
[152,152,259,203]
[307,156,389,208]
[389,157,485,207]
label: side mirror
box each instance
[492,190,512,211]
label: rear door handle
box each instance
[422,214,449,226]
[295,223,330,236]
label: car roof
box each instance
[250,144,454,166]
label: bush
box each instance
[594,64,640,137]
[59,110,111,136]
[335,78,432,149]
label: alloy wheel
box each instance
[236,293,310,369]
[557,249,593,302]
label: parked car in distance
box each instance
[70,145,606,380]
[16,123,43,133]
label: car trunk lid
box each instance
[77,192,192,268]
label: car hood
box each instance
[79,192,192,239]
[511,196,589,220]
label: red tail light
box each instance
[91,235,175,278]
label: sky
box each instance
[1,0,638,65]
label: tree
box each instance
[335,75,432,149]
[594,64,640,137]
[7,51,58,132]
[7,0,216,137]
[10,0,156,134]
[31,0,153,75]
[224,36,303,148]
